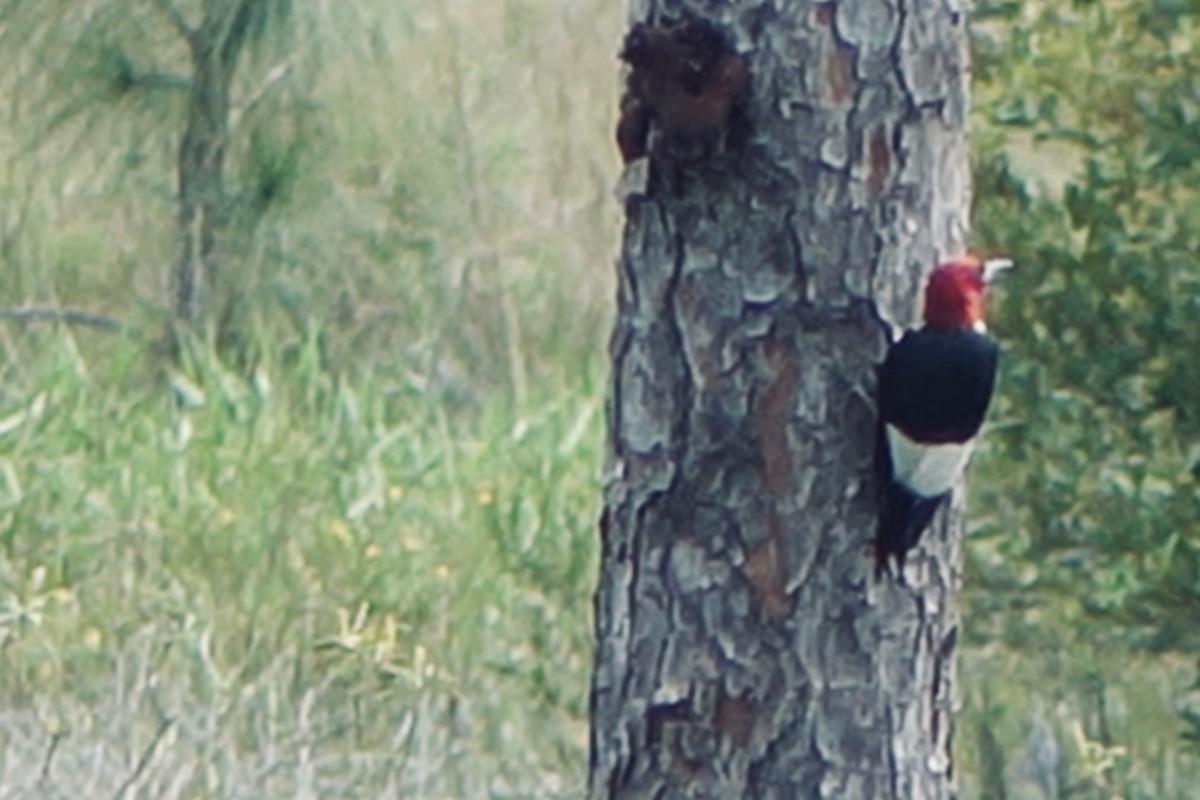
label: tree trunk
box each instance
[590,1,971,798]
[172,0,258,323]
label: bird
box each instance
[876,255,1013,577]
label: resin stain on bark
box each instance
[616,18,750,162]
[867,127,892,196]
[716,691,758,748]
[743,513,790,619]
[755,347,798,499]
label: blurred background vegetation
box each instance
[0,0,1196,796]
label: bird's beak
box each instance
[981,258,1015,283]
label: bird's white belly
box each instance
[887,425,974,498]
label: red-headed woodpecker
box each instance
[876,255,1012,576]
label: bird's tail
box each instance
[875,482,948,579]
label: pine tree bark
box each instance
[590,1,971,798]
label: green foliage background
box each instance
[966,0,1200,796]
[0,0,1197,796]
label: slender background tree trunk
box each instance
[169,0,258,323]
[590,1,971,797]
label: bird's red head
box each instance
[923,256,991,330]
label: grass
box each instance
[0,327,602,798]
[0,0,621,793]
[0,333,1195,799]
[958,639,1200,799]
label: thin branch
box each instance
[151,0,197,46]
[40,729,67,780]
[231,60,293,127]
[211,0,261,69]
[109,716,174,800]
[0,306,124,332]
[126,71,192,93]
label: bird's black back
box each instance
[879,327,999,444]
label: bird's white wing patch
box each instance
[886,425,974,498]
